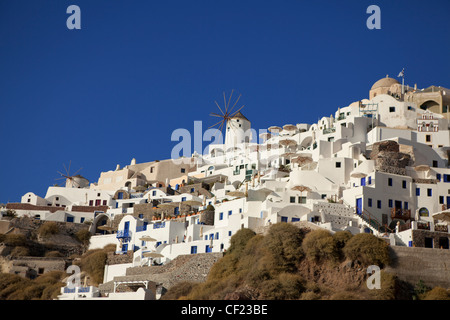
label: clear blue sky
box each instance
[0,0,449,203]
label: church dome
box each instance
[371,76,400,90]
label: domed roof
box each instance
[371,76,400,90]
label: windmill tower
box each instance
[55,161,89,188]
[209,90,251,150]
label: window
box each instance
[215,232,219,240]
[152,191,156,196]
[181,168,186,173]
[219,212,223,220]
[335,162,341,168]
[402,180,407,189]
[388,178,393,186]
[228,210,232,216]
[377,200,381,209]
[361,177,366,186]
[190,246,198,254]
[368,176,372,185]
[181,197,186,202]
[298,196,306,204]
[190,188,195,193]
[427,188,432,197]
[290,196,296,203]
[389,106,395,112]
[368,198,372,207]
[95,199,101,206]
[388,199,393,208]
[281,216,288,223]
[425,135,431,142]
[443,105,448,113]
[103,200,107,206]
[89,200,94,206]
[404,202,408,210]
[228,231,232,236]
[444,174,450,183]
[150,167,154,173]
[437,174,441,182]
[97,193,101,197]
[439,196,444,204]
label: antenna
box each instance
[209,90,245,140]
[55,160,83,188]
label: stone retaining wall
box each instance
[385,246,450,289]
[106,252,223,291]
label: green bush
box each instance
[343,233,390,267]
[302,229,339,263]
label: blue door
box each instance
[124,221,130,231]
[356,198,362,215]
[205,245,212,253]
[447,196,450,205]
[121,243,128,252]
[361,177,366,186]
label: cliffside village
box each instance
[1,75,450,299]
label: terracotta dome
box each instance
[371,76,400,90]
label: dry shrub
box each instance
[10,246,29,257]
[38,222,59,239]
[160,281,199,300]
[80,249,108,285]
[262,223,305,273]
[421,287,450,300]
[302,229,339,263]
[75,229,91,245]
[343,233,390,267]
[2,234,27,246]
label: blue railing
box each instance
[136,225,148,232]
[64,287,76,293]
[153,222,166,229]
[78,287,90,293]
[116,229,131,238]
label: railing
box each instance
[153,222,166,229]
[323,127,336,135]
[391,208,412,221]
[64,287,76,294]
[130,193,144,199]
[398,221,412,232]
[360,209,393,234]
[78,287,90,293]
[136,225,147,232]
[116,229,131,239]
[435,224,448,233]
[417,221,430,230]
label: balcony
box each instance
[435,224,449,233]
[322,127,336,135]
[391,208,412,221]
[116,229,131,239]
[417,221,430,230]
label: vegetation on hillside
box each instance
[163,224,449,300]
